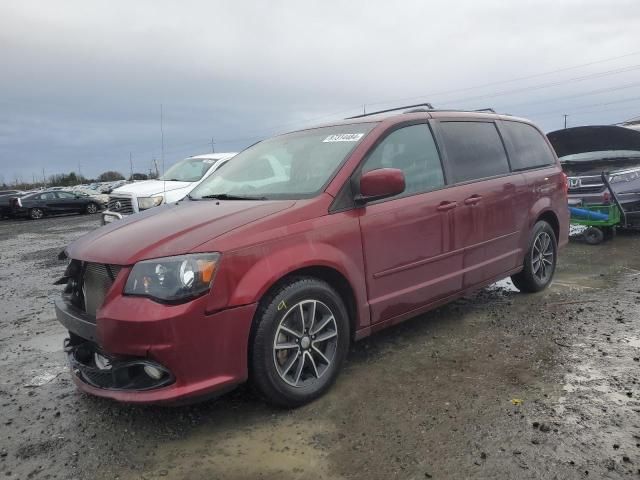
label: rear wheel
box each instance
[29,208,44,220]
[250,277,350,408]
[511,221,557,293]
[86,202,98,214]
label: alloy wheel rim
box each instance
[532,231,554,282]
[32,209,43,219]
[87,204,97,213]
[273,299,338,388]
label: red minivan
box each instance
[55,108,569,407]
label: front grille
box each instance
[107,196,134,215]
[83,263,121,317]
[568,185,605,194]
[65,261,121,320]
[567,175,605,195]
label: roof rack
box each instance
[345,103,434,119]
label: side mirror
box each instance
[357,168,405,203]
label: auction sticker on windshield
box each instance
[323,133,364,142]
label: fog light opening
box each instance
[94,353,112,370]
[143,365,164,380]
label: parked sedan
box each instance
[71,187,110,205]
[10,190,106,220]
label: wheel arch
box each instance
[536,210,560,241]
[253,265,359,342]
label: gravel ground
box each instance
[0,214,639,480]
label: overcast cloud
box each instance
[1,0,640,182]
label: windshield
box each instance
[160,157,218,182]
[190,124,375,200]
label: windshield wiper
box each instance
[161,178,183,182]
[199,193,268,200]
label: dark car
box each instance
[548,125,640,227]
[11,190,105,220]
[56,107,568,407]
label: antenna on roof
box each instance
[473,108,496,113]
[345,102,434,119]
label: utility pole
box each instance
[152,157,159,178]
[563,114,568,129]
[78,161,82,179]
[160,104,165,177]
[129,152,133,180]
[42,168,46,186]
[211,138,215,153]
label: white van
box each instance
[102,153,236,224]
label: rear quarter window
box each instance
[438,121,510,183]
[502,121,556,170]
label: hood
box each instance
[67,199,295,265]
[547,125,640,158]
[112,180,192,197]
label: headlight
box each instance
[137,195,164,210]
[124,253,220,303]
[610,169,640,184]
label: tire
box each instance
[250,277,350,408]
[511,221,558,293]
[584,226,605,245]
[86,202,98,214]
[29,208,44,220]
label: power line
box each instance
[365,50,640,109]
[431,64,640,109]
[491,81,640,111]
[526,95,640,118]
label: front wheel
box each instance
[511,221,557,293]
[86,202,98,214]
[250,277,350,408]
[29,208,44,220]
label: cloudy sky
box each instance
[1,0,640,183]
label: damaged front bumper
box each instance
[56,298,175,392]
[54,290,258,404]
[64,336,174,392]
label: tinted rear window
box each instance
[439,122,510,183]
[502,121,556,170]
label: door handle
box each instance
[464,195,482,206]
[437,201,458,212]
